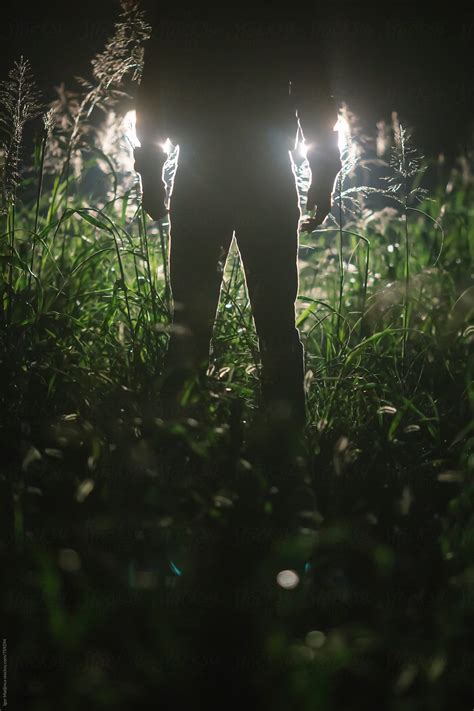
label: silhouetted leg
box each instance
[236,184,306,430]
[161,174,233,413]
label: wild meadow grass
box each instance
[1,3,473,709]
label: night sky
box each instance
[1,1,473,161]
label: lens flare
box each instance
[160,137,174,155]
[297,140,310,159]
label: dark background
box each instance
[1,1,473,161]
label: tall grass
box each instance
[0,71,471,433]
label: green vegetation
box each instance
[1,3,473,709]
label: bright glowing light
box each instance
[123,113,174,157]
[123,110,140,148]
[276,569,300,589]
[297,140,310,159]
[159,137,174,155]
[334,114,351,154]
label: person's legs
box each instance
[161,160,233,412]
[234,155,306,430]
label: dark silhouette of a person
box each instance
[134,9,341,427]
